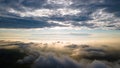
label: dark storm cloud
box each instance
[104,0,120,17]
[0,0,46,9]
[0,16,65,28]
[0,0,120,29]
[49,15,92,22]
[0,0,116,13]
[71,0,120,16]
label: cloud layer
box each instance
[0,0,120,29]
[0,40,120,68]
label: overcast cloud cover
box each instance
[0,0,120,29]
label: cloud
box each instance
[32,54,81,68]
[103,0,120,17]
[89,8,120,30]
[9,8,81,17]
[0,0,120,29]
[0,40,120,68]
[0,16,65,28]
[47,0,73,7]
[65,44,90,49]
[17,52,39,64]
[87,60,107,68]
[70,44,120,62]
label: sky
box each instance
[0,0,120,44]
[0,1,120,68]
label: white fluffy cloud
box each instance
[47,0,73,7]
[88,8,120,30]
[9,8,81,17]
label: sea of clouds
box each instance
[0,40,120,68]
